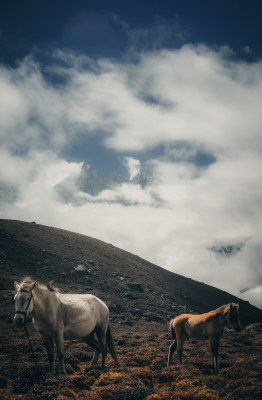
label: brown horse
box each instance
[167,303,241,371]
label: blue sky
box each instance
[1,0,261,174]
[1,0,262,64]
[1,1,262,308]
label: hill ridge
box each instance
[0,218,262,329]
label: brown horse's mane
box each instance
[211,304,230,314]
[210,303,239,316]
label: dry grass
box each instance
[0,327,261,399]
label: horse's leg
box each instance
[176,335,186,365]
[209,336,215,369]
[209,336,220,372]
[54,330,66,375]
[167,340,177,366]
[214,336,220,371]
[106,324,121,368]
[40,332,55,374]
[96,326,108,369]
[83,332,101,368]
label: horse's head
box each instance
[14,279,37,327]
[228,303,242,332]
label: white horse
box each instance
[14,277,120,374]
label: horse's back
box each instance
[58,293,109,338]
[59,293,108,317]
[173,314,192,336]
[174,312,224,340]
[173,314,192,326]
[173,313,209,339]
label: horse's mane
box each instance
[47,280,58,292]
[211,303,239,315]
[20,277,59,293]
[19,277,36,290]
[213,304,229,313]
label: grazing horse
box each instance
[14,277,120,374]
[167,303,241,371]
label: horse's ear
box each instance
[47,280,55,291]
[14,281,20,292]
[30,281,37,291]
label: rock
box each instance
[142,312,163,322]
[73,264,86,272]
[123,292,136,300]
[130,308,142,316]
[84,287,93,292]
[118,320,134,326]
[245,322,262,330]
[126,282,144,293]
[108,302,123,313]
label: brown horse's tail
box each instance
[106,324,121,368]
[170,319,176,339]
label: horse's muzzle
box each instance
[14,314,25,327]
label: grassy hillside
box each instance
[0,219,261,399]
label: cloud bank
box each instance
[1,45,262,308]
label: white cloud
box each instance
[125,157,140,179]
[242,286,262,309]
[1,46,262,309]
[0,71,28,133]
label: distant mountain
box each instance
[1,219,261,330]
[209,243,244,256]
[55,163,155,204]
[131,165,154,188]
[78,164,127,196]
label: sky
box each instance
[1,0,262,308]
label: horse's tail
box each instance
[106,324,121,368]
[170,319,176,339]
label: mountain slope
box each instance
[1,218,261,329]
